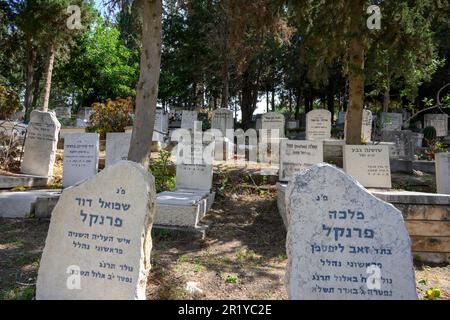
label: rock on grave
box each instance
[21,110,61,177]
[343,145,391,189]
[306,110,331,141]
[424,114,448,137]
[435,152,450,195]
[105,133,132,168]
[36,161,156,300]
[63,133,99,188]
[285,163,417,300]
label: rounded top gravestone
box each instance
[285,163,417,300]
[36,161,156,300]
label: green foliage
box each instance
[87,97,133,138]
[425,288,441,300]
[1,286,35,300]
[56,17,139,108]
[423,126,437,141]
[149,151,176,193]
[225,274,238,284]
[0,85,20,119]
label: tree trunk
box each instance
[345,5,365,145]
[295,92,301,120]
[241,69,256,130]
[128,0,163,168]
[42,42,55,112]
[327,80,335,118]
[266,91,269,113]
[221,60,229,109]
[24,37,35,118]
[382,86,390,112]
[271,88,275,111]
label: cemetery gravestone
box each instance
[21,110,61,177]
[36,161,155,300]
[424,114,448,137]
[212,108,234,136]
[337,112,347,125]
[435,152,450,195]
[306,110,331,141]
[181,111,198,131]
[362,110,373,142]
[343,145,391,188]
[211,109,234,161]
[105,133,132,167]
[261,112,285,138]
[153,109,169,142]
[279,140,323,181]
[54,107,72,119]
[63,133,99,188]
[380,112,402,131]
[285,163,417,300]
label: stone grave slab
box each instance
[285,163,417,299]
[105,133,132,168]
[36,161,155,300]
[279,140,323,182]
[306,110,331,141]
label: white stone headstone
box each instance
[21,110,61,177]
[381,113,403,131]
[181,111,198,131]
[54,107,72,119]
[343,145,391,188]
[212,108,234,136]
[279,140,323,181]
[36,161,155,300]
[306,110,331,141]
[285,163,417,300]
[105,133,132,168]
[435,152,450,195]
[362,110,373,142]
[424,114,448,137]
[175,142,213,191]
[261,112,285,138]
[153,109,169,142]
[63,133,99,188]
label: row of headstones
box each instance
[27,110,429,300]
[34,159,419,299]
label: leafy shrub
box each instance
[423,126,437,141]
[0,86,20,120]
[88,97,134,138]
[149,151,176,193]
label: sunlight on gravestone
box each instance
[285,163,417,300]
[36,161,155,300]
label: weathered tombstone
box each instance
[21,110,61,177]
[261,112,285,138]
[212,109,234,161]
[54,107,72,119]
[380,112,402,131]
[361,110,373,142]
[105,133,132,168]
[306,110,331,141]
[153,108,169,143]
[181,110,198,131]
[435,152,450,195]
[63,133,99,188]
[381,130,422,161]
[36,161,155,300]
[343,145,391,188]
[285,163,417,300]
[279,140,323,181]
[212,108,234,135]
[424,114,448,137]
[287,120,299,130]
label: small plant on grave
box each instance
[423,126,437,143]
[225,274,238,284]
[0,133,24,172]
[87,97,134,139]
[149,150,176,193]
[424,288,441,300]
